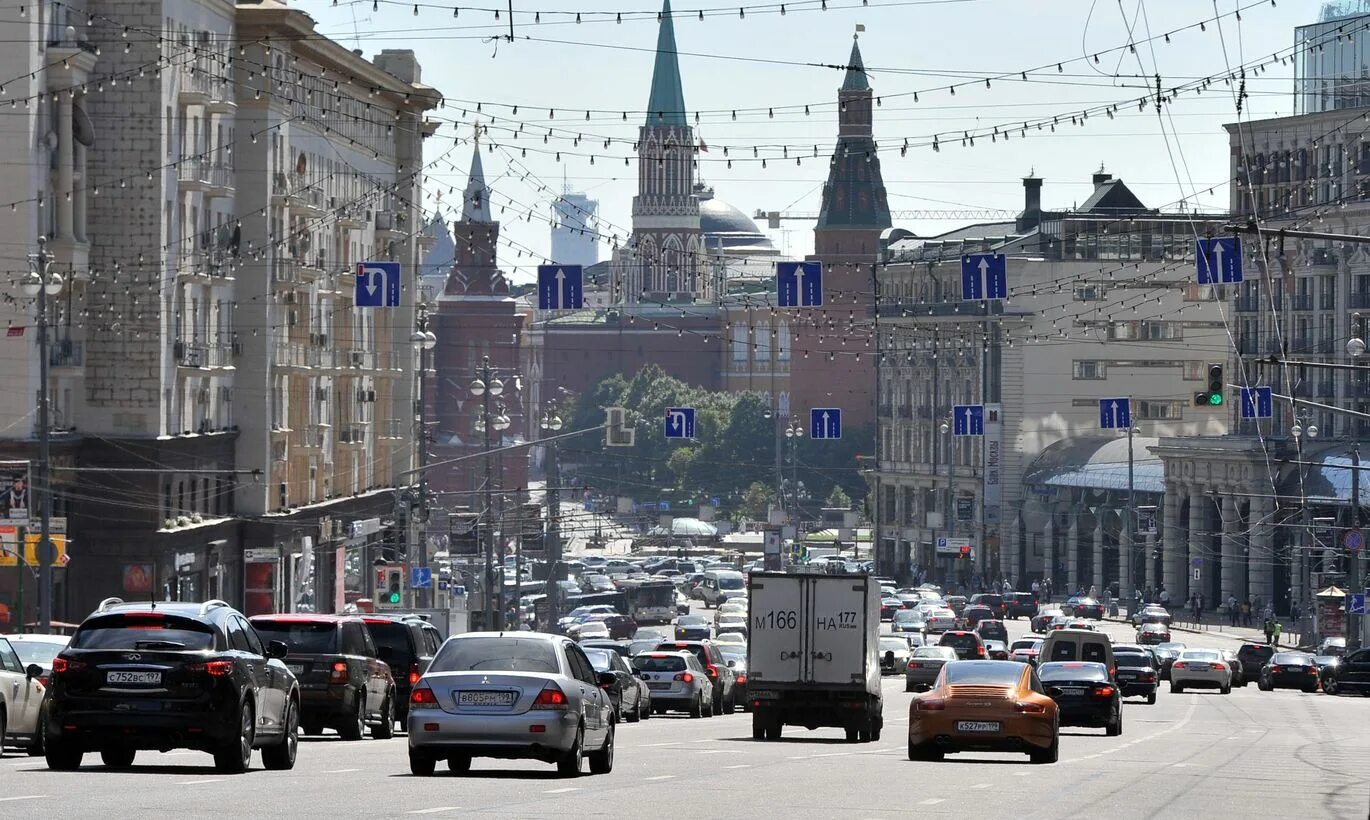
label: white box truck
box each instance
[746,572,882,742]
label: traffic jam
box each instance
[3,557,1367,777]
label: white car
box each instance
[714,600,747,627]
[1009,638,1043,666]
[1170,649,1232,694]
[0,636,47,755]
[571,620,612,641]
[924,608,958,633]
[632,651,715,717]
[879,636,913,675]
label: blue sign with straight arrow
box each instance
[776,261,823,307]
[1098,397,1132,430]
[952,404,984,437]
[1239,386,1273,419]
[961,254,1007,300]
[810,407,842,440]
[537,264,584,310]
[1196,237,1243,284]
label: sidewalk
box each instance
[1108,605,1308,648]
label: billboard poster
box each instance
[0,461,31,520]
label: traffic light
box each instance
[385,569,403,605]
[959,544,971,558]
[1194,363,1225,407]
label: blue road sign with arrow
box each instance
[952,404,985,437]
[410,566,433,589]
[1098,397,1132,430]
[776,261,823,307]
[810,407,842,440]
[1239,386,1273,419]
[1196,237,1243,284]
[537,264,584,310]
[355,261,401,307]
[961,254,1007,300]
[664,407,696,439]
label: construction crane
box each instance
[754,208,1019,229]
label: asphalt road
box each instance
[4,620,1367,820]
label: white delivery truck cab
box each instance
[746,572,882,742]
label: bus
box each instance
[565,591,631,619]
[619,579,676,624]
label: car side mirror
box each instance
[267,640,289,660]
[598,671,617,688]
[26,663,42,680]
[726,660,736,668]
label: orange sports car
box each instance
[908,660,1059,764]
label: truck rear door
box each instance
[809,577,871,685]
[748,574,805,685]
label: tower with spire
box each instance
[613,0,707,304]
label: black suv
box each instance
[45,598,300,773]
[1233,643,1275,687]
[654,639,737,714]
[250,615,396,739]
[360,614,443,724]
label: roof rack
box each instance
[198,599,231,617]
[96,597,125,612]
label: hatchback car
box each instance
[654,640,737,713]
[45,598,299,773]
[250,614,396,739]
[904,645,957,692]
[1170,649,1231,694]
[1258,652,1321,692]
[1038,661,1122,736]
[584,647,651,722]
[632,651,714,717]
[908,660,1059,764]
[973,619,1008,645]
[361,614,443,725]
[407,632,616,777]
[937,630,987,661]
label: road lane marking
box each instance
[919,798,945,805]
[544,788,580,794]
[1013,771,1031,776]
[971,783,992,789]
[0,796,46,803]
[407,808,462,815]
[644,775,675,781]
[177,779,225,786]
[723,764,751,769]
[324,768,361,774]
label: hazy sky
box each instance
[303,0,1330,282]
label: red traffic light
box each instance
[959,545,971,557]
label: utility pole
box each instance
[1351,443,1363,649]
[542,403,565,629]
[24,238,61,633]
[409,302,436,609]
[1124,420,1137,603]
[470,358,508,630]
[871,260,884,577]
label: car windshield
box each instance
[583,648,616,671]
[940,634,980,649]
[913,646,956,659]
[71,613,216,651]
[1039,662,1109,682]
[1271,653,1311,665]
[1115,652,1152,667]
[628,639,660,655]
[943,661,1022,685]
[1011,640,1041,651]
[364,620,417,670]
[718,576,745,590]
[251,620,339,654]
[880,638,907,651]
[677,615,708,626]
[633,654,687,672]
[7,639,66,666]
[717,645,745,662]
[1157,642,1186,652]
[430,637,560,674]
[1181,650,1220,661]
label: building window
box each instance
[777,321,790,361]
[1073,284,1105,301]
[902,486,917,526]
[755,323,770,362]
[1137,400,1184,420]
[731,323,748,363]
[1072,360,1105,380]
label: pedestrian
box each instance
[1272,620,1283,647]
[1290,601,1301,623]
[1158,586,1170,612]
[1227,594,1238,626]
[1031,578,1042,598]
[1263,618,1274,645]
[1241,599,1252,627]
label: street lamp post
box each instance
[541,405,564,629]
[1123,423,1141,603]
[408,303,437,609]
[940,419,955,585]
[23,237,64,633]
[1292,408,1318,641]
[470,358,508,630]
[785,418,804,542]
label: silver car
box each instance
[631,651,715,717]
[1170,649,1232,694]
[879,635,913,675]
[904,645,958,692]
[407,632,617,777]
[923,608,958,634]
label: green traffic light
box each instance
[1208,393,1224,406]
[387,592,401,604]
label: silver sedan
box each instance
[407,632,617,777]
[904,645,958,692]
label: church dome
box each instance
[695,185,776,255]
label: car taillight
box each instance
[1172,662,1185,669]
[1093,686,1114,698]
[37,675,49,688]
[1015,701,1046,713]
[51,657,85,675]
[1269,665,1282,673]
[532,685,569,709]
[914,698,946,712]
[907,661,921,668]
[1306,667,1317,674]
[410,686,439,707]
[330,661,349,684]
[187,659,235,677]
[976,646,986,658]
[706,664,719,678]
[1212,663,1225,672]
[674,672,694,683]
[736,675,747,684]
[408,663,420,686]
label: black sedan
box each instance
[1031,608,1065,633]
[584,646,651,721]
[674,614,712,640]
[1321,647,1370,696]
[1153,643,1185,680]
[1064,596,1105,620]
[1038,661,1123,736]
[1258,652,1321,693]
[1112,646,1160,704]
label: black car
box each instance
[968,593,1008,620]
[1005,593,1038,619]
[654,640,737,713]
[674,615,712,641]
[1153,644,1185,680]
[250,615,396,739]
[1321,647,1370,696]
[937,630,987,661]
[962,605,996,629]
[1038,661,1122,736]
[1112,646,1160,704]
[579,639,633,658]
[973,619,1008,645]
[1064,596,1104,620]
[361,614,443,724]
[1233,643,1276,687]
[1258,652,1321,693]
[583,646,651,722]
[44,598,300,773]
[1031,608,1065,633]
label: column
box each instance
[1120,504,1134,601]
[1092,516,1105,594]
[1249,493,1275,609]
[1066,515,1079,594]
[1162,482,1183,598]
[1189,487,1207,607]
[1043,518,1055,590]
[1143,530,1157,592]
[57,93,75,241]
[1234,498,1250,604]
[1220,493,1240,605]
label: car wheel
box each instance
[302,721,323,737]
[724,690,736,715]
[640,698,651,720]
[752,713,766,740]
[705,695,715,718]
[1221,685,1231,695]
[844,726,859,742]
[904,683,915,693]
[588,723,615,775]
[556,727,584,777]
[214,701,255,774]
[372,695,395,740]
[1323,678,1338,696]
[100,748,136,769]
[409,751,436,776]
[1146,692,1157,705]
[27,702,47,757]
[764,720,782,740]
[1171,684,1183,694]
[624,696,639,723]
[447,754,471,774]
[1106,709,1122,737]
[690,696,703,719]
[1030,734,1060,765]
[262,698,299,771]
[339,691,365,741]
[870,718,882,742]
[1257,679,1269,692]
[45,738,82,771]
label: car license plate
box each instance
[1190,664,1210,671]
[286,664,305,675]
[1058,686,1085,695]
[647,682,671,690]
[106,670,161,686]
[457,690,515,707]
[956,720,1001,733]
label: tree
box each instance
[827,485,853,509]
[740,481,774,521]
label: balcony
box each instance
[338,424,369,446]
[345,349,375,370]
[1290,294,1314,311]
[49,339,83,368]
[174,341,233,368]
[178,67,212,107]
[299,251,327,281]
[380,418,406,439]
[374,211,406,241]
[1234,297,1261,312]
[302,424,328,449]
[336,204,367,231]
[204,75,236,115]
[204,164,234,198]
[289,187,326,217]
[272,258,303,286]
[176,158,210,193]
[274,342,312,370]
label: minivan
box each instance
[698,570,747,608]
[1039,629,1115,675]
